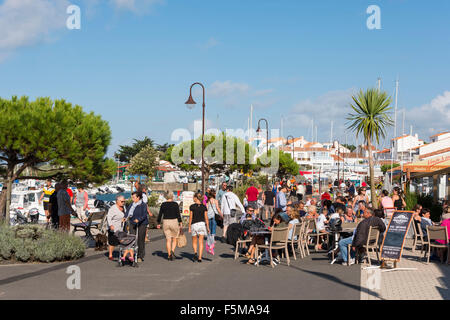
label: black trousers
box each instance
[129,223,147,259]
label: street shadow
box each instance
[288,264,384,300]
[151,250,169,260]
[0,253,105,287]
[219,253,235,259]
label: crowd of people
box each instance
[38,177,449,266]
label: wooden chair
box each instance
[71,211,106,240]
[234,236,252,260]
[300,219,313,257]
[412,219,426,253]
[358,226,380,266]
[289,222,304,260]
[424,226,449,264]
[255,227,290,268]
[307,219,329,252]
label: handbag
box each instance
[177,230,187,248]
[225,195,237,218]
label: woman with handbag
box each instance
[189,193,210,263]
[206,190,223,255]
[157,192,183,261]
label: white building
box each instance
[391,134,424,163]
[418,131,450,160]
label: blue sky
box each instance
[0,0,449,156]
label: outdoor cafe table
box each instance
[249,229,272,266]
[328,226,357,263]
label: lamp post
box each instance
[286,135,295,160]
[256,118,269,157]
[185,82,206,196]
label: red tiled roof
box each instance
[430,131,450,138]
[419,147,450,160]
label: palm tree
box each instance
[347,88,394,208]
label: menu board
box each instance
[380,211,414,262]
[182,191,194,217]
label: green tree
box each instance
[114,136,155,163]
[347,88,393,208]
[0,96,115,222]
[381,163,400,174]
[166,133,259,181]
[258,149,299,178]
[343,144,356,152]
[126,145,158,181]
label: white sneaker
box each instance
[342,258,355,266]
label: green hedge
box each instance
[0,224,85,263]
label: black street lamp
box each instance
[256,118,269,157]
[286,135,295,160]
[185,82,206,196]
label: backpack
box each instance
[226,223,244,246]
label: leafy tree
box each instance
[0,96,114,222]
[166,133,259,182]
[347,88,393,208]
[156,143,173,154]
[114,136,155,163]
[258,149,299,178]
[126,145,158,181]
[343,144,356,152]
[381,163,400,174]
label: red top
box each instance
[245,186,259,202]
[67,188,73,197]
[321,192,331,201]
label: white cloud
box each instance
[286,88,356,141]
[0,0,70,58]
[109,0,165,14]
[210,80,250,97]
[405,91,450,138]
[209,80,274,109]
[201,37,220,49]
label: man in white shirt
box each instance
[221,186,245,241]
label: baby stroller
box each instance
[116,218,139,268]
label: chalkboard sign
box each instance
[380,211,414,262]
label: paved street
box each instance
[0,229,362,300]
[360,239,450,300]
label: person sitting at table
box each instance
[322,199,333,215]
[355,200,367,219]
[420,208,433,238]
[316,205,328,250]
[349,207,386,264]
[297,201,307,218]
[246,212,288,264]
[304,205,317,220]
[342,206,357,223]
[287,205,300,242]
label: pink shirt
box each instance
[381,197,394,213]
[437,218,450,244]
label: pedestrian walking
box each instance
[74,185,89,222]
[125,191,148,262]
[57,181,75,232]
[48,183,61,229]
[157,192,182,261]
[206,190,222,255]
[107,195,126,260]
[39,179,54,224]
[245,182,259,210]
[189,193,209,262]
[220,185,245,242]
[262,185,275,221]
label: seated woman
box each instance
[245,213,287,265]
[287,206,300,242]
